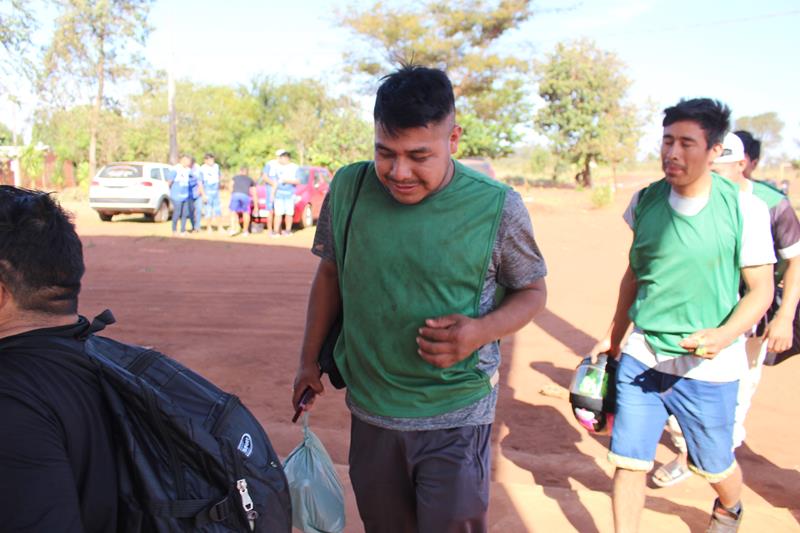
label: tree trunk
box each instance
[583,157,592,188]
[89,41,105,181]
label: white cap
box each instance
[715,133,745,164]
[275,149,289,157]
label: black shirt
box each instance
[0,320,117,532]
[232,174,255,195]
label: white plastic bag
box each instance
[283,413,346,533]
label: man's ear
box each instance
[449,124,463,155]
[709,142,724,162]
[0,282,13,313]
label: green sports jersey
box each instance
[328,161,508,418]
[629,174,742,356]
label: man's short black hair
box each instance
[374,65,455,136]
[204,152,215,160]
[734,130,761,161]
[0,186,84,315]
[662,98,731,149]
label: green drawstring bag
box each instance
[283,414,345,533]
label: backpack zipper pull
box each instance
[237,478,258,530]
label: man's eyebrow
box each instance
[374,144,432,155]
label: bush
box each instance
[591,184,614,208]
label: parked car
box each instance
[89,162,173,222]
[458,158,496,180]
[253,165,332,229]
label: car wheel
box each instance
[301,203,314,228]
[98,212,113,222]
[152,200,170,223]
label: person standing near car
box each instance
[227,166,257,236]
[200,153,222,233]
[187,157,204,233]
[291,65,547,532]
[272,150,299,236]
[168,154,193,236]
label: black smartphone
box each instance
[292,386,314,423]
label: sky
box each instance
[3,0,800,158]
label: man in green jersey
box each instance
[593,99,775,533]
[653,131,800,488]
[291,66,548,532]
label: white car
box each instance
[89,162,173,222]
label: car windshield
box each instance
[99,164,144,178]
[296,167,311,185]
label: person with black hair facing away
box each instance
[291,65,547,532]
[733,130,761,180]
[0,186,118,531]
[591,99,776,532]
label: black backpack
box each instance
[2,311,292,532]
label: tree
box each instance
[338,0,533,157]
[534,39,640,187]
[0,0,38,88]
[41,0,152,180]
[0,122,14,145]
[735,112,784,154]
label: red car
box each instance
[253,166,332,229]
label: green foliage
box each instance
[32,75,373,179]
[735,112,784,154]
[33,105,93,162]
[41,0,153,178]
[338,0,532,157]
[0,121,14,144]
[0,0,38,88]
[534,39,641,187]
[590,184,613,208]
[529,145,551,177]
[19,143,44,184]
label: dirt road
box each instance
[68,186,800,532]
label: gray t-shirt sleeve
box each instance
[492,190,547,290]
[311,193,336,263]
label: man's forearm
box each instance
[474,278,546,346]
[608,265,637,347]
[776,257,800,320]
[720,269,774,340]
[299,259,342,367]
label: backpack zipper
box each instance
[237,478,258,531]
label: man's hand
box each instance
[292,363,324,412]
[417,314,484,368]
[590,337,621,359]
[679,327,735,358]
[764,313,794,353]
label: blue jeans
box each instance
[191,197,202,230]
[609,355,738,481]
[171,199,191,232]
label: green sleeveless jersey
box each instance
[629,174,742,357]
[329,161,507,417]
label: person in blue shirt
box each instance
[168,154,193,236]
[200,153,222,233]
[187,157,204,233]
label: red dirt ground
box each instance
[66,183,800,532]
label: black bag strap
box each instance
[340,162,369,266]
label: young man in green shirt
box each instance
[653,131,800,487]
[291,66,548,532]
[593,99,775,532]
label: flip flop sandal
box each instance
[706,498,743,532]
[651,458,692,488]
